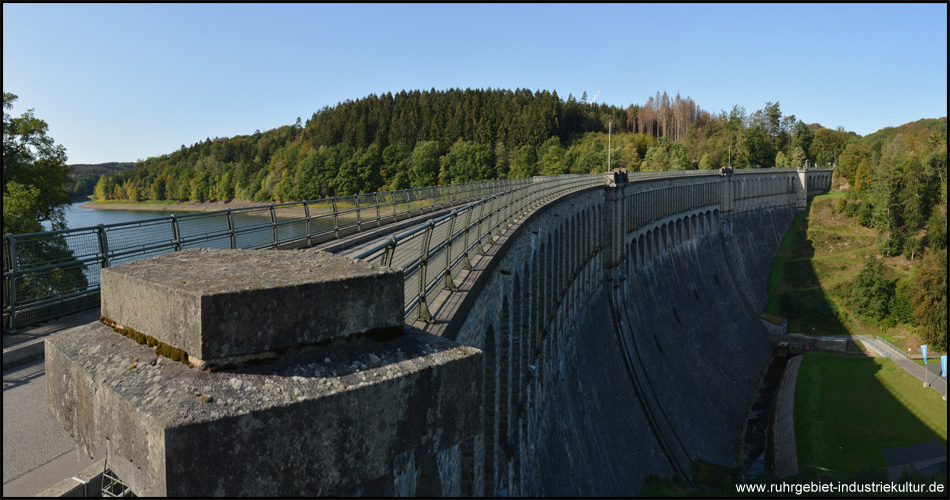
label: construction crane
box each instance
[581,89,601,105]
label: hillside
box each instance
[767,191,947,351]
[67,162,134,198]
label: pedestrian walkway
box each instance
[855,335,947,400]
[3,309,101,369]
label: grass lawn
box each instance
[795,352,947,477]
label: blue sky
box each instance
[3,3,947,165]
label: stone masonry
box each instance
[46,248,481,496]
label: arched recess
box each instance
[661,223,668,255]
[638,234,645,267]
[482,323,499,494]
[511,273,524,491]
[630,239,638,274]
[497,296,511,490]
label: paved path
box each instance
[854,335,947,400]
[773,355,802,478]
[2,356,104,497]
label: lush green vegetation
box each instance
[766,192,946,351]
[91,88,837,205]
[3,92,72,234]
[3,92,88,301]
[66,162,134,198]
[795,352,947,477]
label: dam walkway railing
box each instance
[3,167,812,333]
[353,174,603,322]
[2,177,535,332]
[3,175,600,332]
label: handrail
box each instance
[1,174,591,332]
[352,175,602,322]
[2,167,829,332]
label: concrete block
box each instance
[45,321,481,496]
[100,248,403,362]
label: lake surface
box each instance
[42,200,201,231]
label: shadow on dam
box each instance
[530,206,801,496]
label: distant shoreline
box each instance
[80,200,266,213]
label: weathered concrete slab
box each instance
[100,248,403,362]
[45,321,481,496]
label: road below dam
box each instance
[529,205,796,496]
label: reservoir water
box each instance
[41,199,201,231]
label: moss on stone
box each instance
[100,317,192,367]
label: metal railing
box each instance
[2,177,540,332]
[3,166,825,332]
[874,336,910,360]
[353,174,601,322]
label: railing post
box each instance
[303,202,312,245]
[461,208,474,271]
[355,196,362,232]
[171,215,181,252]
[374,193,381,227]
[443,212,458,292]
[97,224,110,269]
[381,237,397,267]
[5,234,19,333]
[226,209,236,249]
[331,198,340,239]
[477,196,492,254]
[416,221,434,324]
[269,203,278,248]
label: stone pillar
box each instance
[719,166,734,213]
[46,248,481,496]
[795,166,809,210]
[602,169,628,283]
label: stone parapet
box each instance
[100,248,403,364]
[46,320,480,496]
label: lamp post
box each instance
[607,120,612,172]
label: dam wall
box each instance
[436,169,826,496]
[42,167,832,496]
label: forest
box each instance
[66,161,133,198]
[92,88,851,204]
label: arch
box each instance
[545,233,553,325]
[661,223,668,255]
[638,234,645,267]
[571,213,578,279]
[530,250,540,365]
[511,273,525,490]
[498,296,511,489]
[482,323,499,493]
[651,228,659,262]
[553,226,561,306]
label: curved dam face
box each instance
[434,170,830,497]
[534,206,796,496]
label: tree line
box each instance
[831,118,947,349]
[66,162,133,198]
[92,87,852,206]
